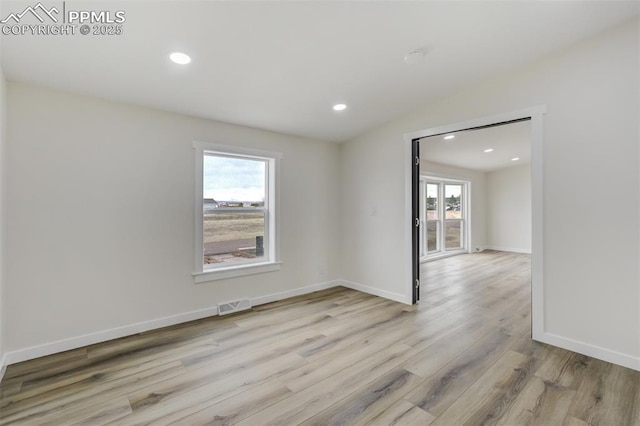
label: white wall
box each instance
[486,164,531,253]
[341,19,639,369]
[5,82,341,358]
[420,160,487,252]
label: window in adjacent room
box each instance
[420,177,469,261]
[193,142,282,282]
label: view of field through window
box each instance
[203,154,267,265]
[426,183,463,253]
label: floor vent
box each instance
[218,298,252,316]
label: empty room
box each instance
[0,1,639,425]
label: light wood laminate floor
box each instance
[1,251,639,425]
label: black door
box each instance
[412,138,420,303]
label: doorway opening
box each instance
[405,106,544,342]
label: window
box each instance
[426,183,439,253]
[193,142,282,282]
[444,184,463,250]
[420,177,468,260]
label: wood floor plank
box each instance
[510,334,554,361]
[567,358,640,426]
[1,252,637,426]
[402,302,493,352]
[280,323,415,392]
[0,361,186,425]
[237,343,418,425]
[163,380,292,425]
[403,320,500,379]
[4,330,219,398]
[404,329,516,416]
[0,347,88,384]
[299,367,424,425]
[366,399,435,425]
[429,350,538,425]
[48,396,132,426]
[495,375,576,425]
[563,417,590,426]
[295,303,412,363]
[535,347,589,389]
[115,352,307,425]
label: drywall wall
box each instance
[5,82,341,357]
[420,160,487,252]
[486,164,531,253]
[341,19,639,367]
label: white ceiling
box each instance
[1,1,638,142]
[422,120,531,172]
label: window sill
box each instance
[193,261,282,283]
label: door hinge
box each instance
[415,218,420,227]
[415,279,420,289]
[415,156,420,166]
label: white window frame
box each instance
[192,141,282,283]
[420,176,469,262]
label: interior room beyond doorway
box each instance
[420,119,532,263]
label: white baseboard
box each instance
[4,305,220,366]
[3,280,342,366]
[251,280,339,306]
[339,280,411,305]
[1,277,404,368]
[482,245,532,254]
[535,331,640,372]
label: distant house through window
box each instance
[193,142,282,282]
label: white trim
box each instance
[529,111,545,342]
[403,105,546,337]
[340,280,411,305]
[2,280,341,366]
[0,353,7,383]
[420,174,470,183]
[251,280,339,306]
[192,141,283,281]
[421,249,467,263]
[481,246,532,254]
[3,305,220,365]
[192,141,284,161]
[404,106,547,141]
[194,261,282,283]
[537,332,640,372]
[421,176,470,259]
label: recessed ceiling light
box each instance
[333,103,347,111]
[444,135,455,140]
[169,52,191,65]
[484,148,494,153]
[404,49,425,65]
[512,157,520,161]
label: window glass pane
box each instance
[426,183,438,220]
[204,155,265,208]
[427,221,438,252]
[203,154,267,267]
[445,184,462,219]
[445,220,462,249]
[204,212,265,265]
